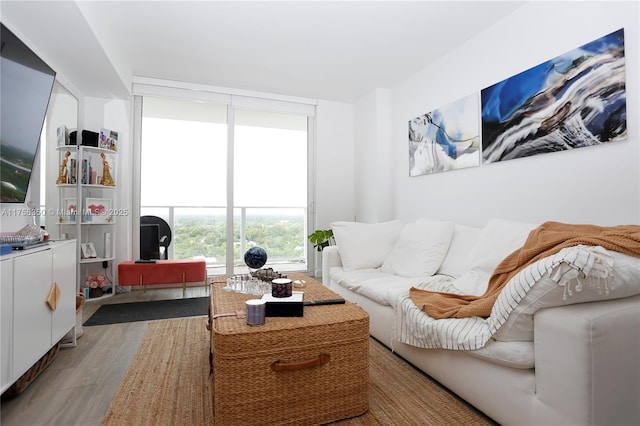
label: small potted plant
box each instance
[85,274,108,298]
[307,229,334,252]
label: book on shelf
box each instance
[81,159,91,184]
[70,159,77,184]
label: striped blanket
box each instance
[396,244,619,350]
[409,222,640,319]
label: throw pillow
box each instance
[331,220,403,270]
[381,220,454,277]
[452,218,538,295]
[435,223,483,278]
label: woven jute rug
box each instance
[102,317,493,425]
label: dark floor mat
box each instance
[83,297,209,326]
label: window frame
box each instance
[132,81,317,276]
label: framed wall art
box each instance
[481,28,626,164]
[99,127,118,151]
[85,198,113,223]
[81,242,97,259]
[408,93,480,177]
[62,198,77,222]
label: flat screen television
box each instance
[1,22,56,203]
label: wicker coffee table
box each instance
[209,272,369,425]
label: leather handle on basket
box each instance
[271,353,330,372]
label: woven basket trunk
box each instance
[210,273,369,425]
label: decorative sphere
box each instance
[244,247,267,269]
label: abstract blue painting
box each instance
[481,28,626,164]
[408,93,480,177]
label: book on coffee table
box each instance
[260,291,304,317]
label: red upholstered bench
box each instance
[118,260,207,296]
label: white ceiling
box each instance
[1,1,526,102]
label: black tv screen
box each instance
[1,22,56,203]
[140,224,161,260]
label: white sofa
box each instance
[322,218,640,426]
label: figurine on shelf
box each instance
[56,151,71,184]
[100,152,115,186]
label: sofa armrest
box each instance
[533,295,640,425]
[321,246,342,287]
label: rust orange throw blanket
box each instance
[410,221,640,319]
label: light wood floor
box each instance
[0,286,210,426]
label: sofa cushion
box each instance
[435,223,483,278]
[331,220,403,270]
[330,267,425,306]
[452,218,538,296]
[381,220,454,277]
[468,339,534,369]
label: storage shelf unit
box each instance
[56,144,117,300]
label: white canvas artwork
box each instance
[408,94,480,177]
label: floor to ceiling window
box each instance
[135,89,314,276]
[139,97,228,268]
[233,109,308,273]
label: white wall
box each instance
[354,88,393,223]
[312,100,355,275]
[382,1,639,227]
[314,100,356,227]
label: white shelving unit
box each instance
[56,143,117,301]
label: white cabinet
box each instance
[1,258,13,392]
[13,250,54,377]
[51,242,76,341]
[0,240,76,394]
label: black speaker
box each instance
[81,130,99,147]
